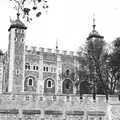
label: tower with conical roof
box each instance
[87,17,104,95]
[8,13,27,93]
[87,17,104,40]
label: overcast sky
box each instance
[0,0,120,52]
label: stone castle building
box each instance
[0,14,120,120]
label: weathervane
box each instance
[10,0,48,22]
[93,13,96,30]
[56,38,59,50]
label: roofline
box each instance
[8,25,27,31]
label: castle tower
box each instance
[87,17,104,95]
[87,17,104,41]
[8,13,27,93]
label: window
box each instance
[25,63,30,70]
[53,68,56,72]
[39,97,43,101]
[47,80,52,88]
[33,66,36,70]
[16,69,20,75]
[66,82,70,89]
[51,67,53,72]
[46,67,48,71]
[66,69,70,75]
[50,66,56,73]
[33,66,39,70]
[36,66,38,70]
[90,118,94,120]
[99,117,102,120]
[43,66,46,71]
[26,96,30,101]
[28,78,33,86]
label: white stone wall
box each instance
[0,56,3,93]
[0,94,119,120]
[8,29,15,92]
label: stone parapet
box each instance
[0,93,119,119]
[25,45,78,57]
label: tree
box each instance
[77,46,93,94]
[10,0,48,22]
[105,37,120,94]
[78,37,108,94]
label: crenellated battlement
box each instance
[1,93,120,104]
[0,93,119,119]
[25,45,78,56]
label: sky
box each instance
[0,0,120,52]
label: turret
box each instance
[87,17,104,40]
[8,13,27,93]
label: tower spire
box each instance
[17,12,20,20]
[16,0,21,20]
[56,38,58,50]
[93,14,96,31]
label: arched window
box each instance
[43,66,46,71]
[24,76,35,91]
[46,67,48,71]
[44,78,55,94]
[25,63,30,70]
[66,69,70,76]
[28,78,33,86]
[99,117,102,120]
[62,79,73,94]
[47,80,52,88]
[66,82,70,89]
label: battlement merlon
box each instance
[25,45,78,57]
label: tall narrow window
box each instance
[47,80,52,88]
[43,66,46,71]
[33,66,39,70]
[28,78,33,86]
[33,66,36,70]
[66,82,70,89]
[46,67,48,72]
[36,66,38,70]
[53,68,56,72]
[66,69,70,76]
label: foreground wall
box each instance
[0,94,119,120]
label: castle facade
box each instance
[0,15,119,120]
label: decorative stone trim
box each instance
[87,111,105,116]
[0,109,19,114]
[23,110,41,115]
[44,110,63,115]
[8,25,27,31]
[66,111,84,116]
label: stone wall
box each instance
[0,94,119,120]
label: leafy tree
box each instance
[10,0,48,22]
[0,50,4,55]
[105,37,120,94]
[77,37,108,94]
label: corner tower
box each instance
[87,17,104,41]
[8,13,27,93]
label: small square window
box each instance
[99,117,102,120]
[26,96,30,101]
[40,97,43,101]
